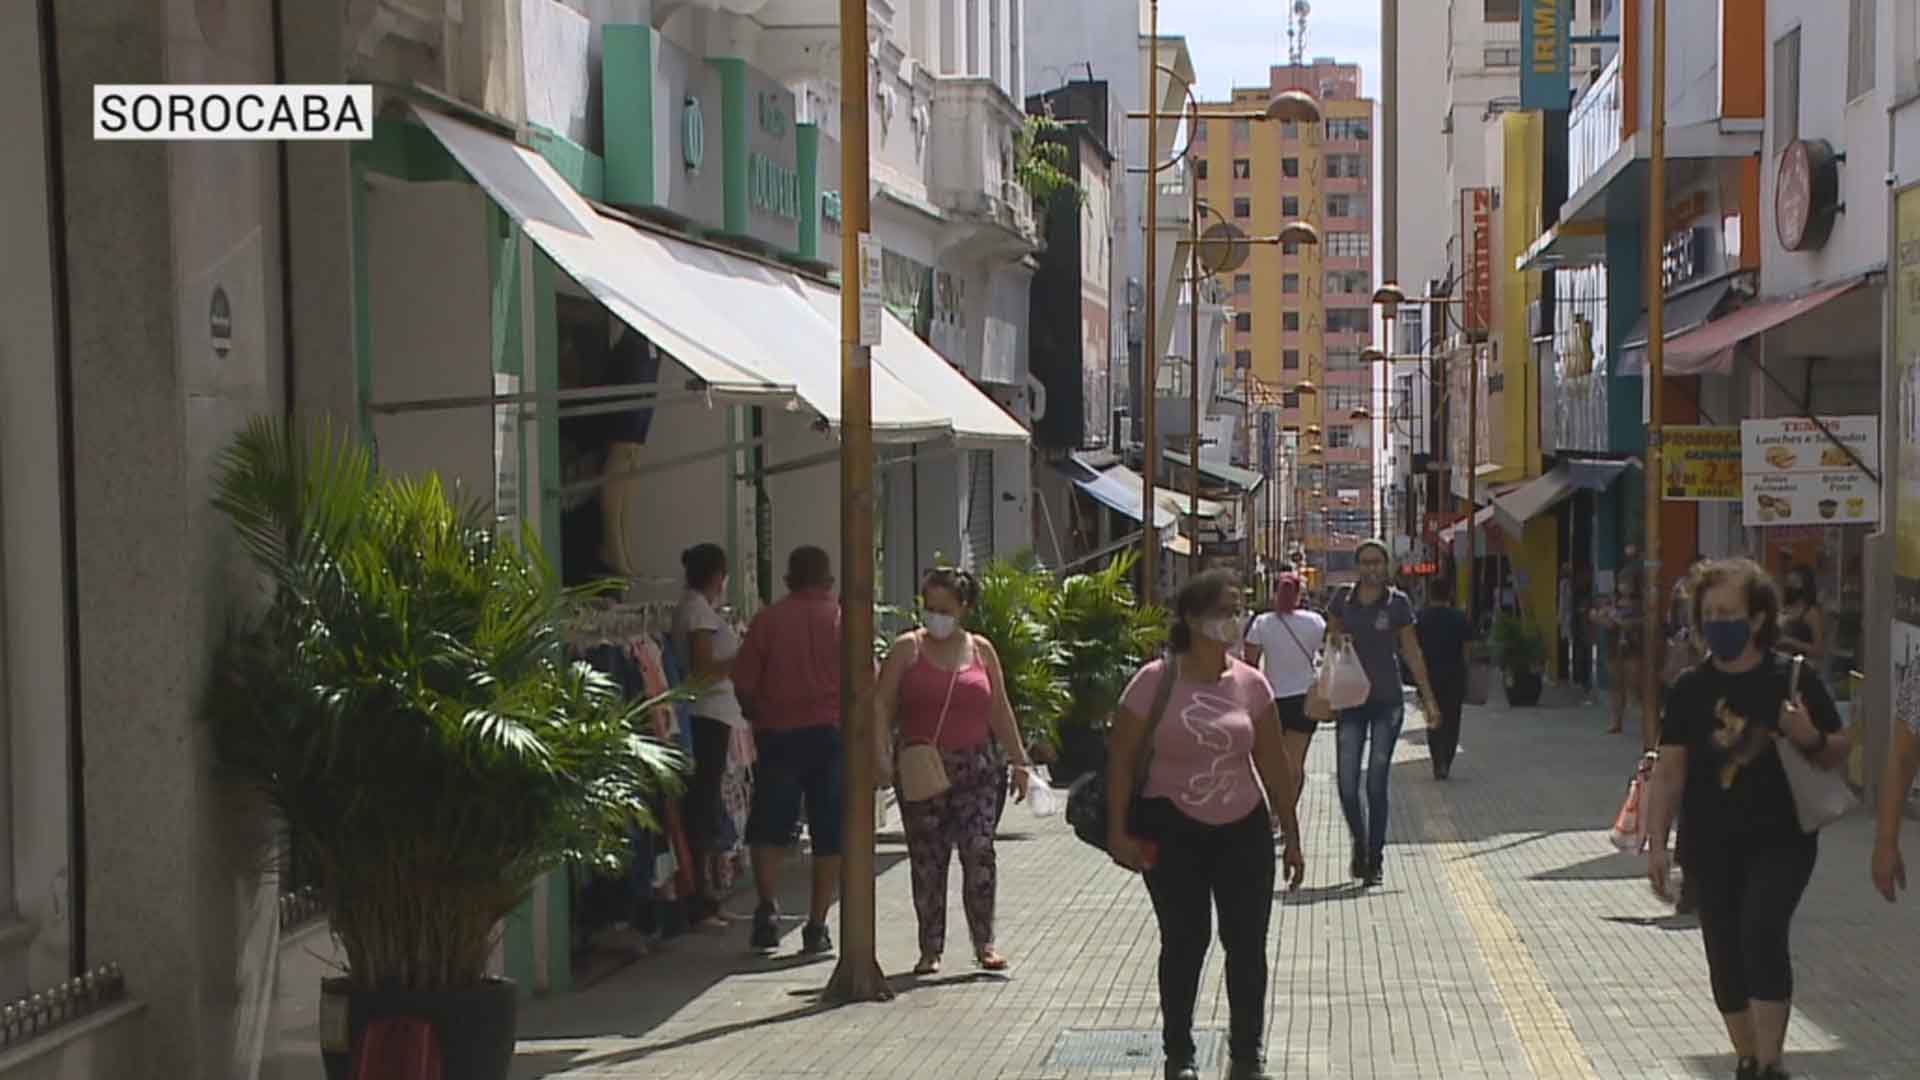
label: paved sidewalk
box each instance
[510,700,1920,1079]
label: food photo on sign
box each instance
[1739,416,1880,527]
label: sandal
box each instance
[913,954,942,976]
[976,948,1010,972]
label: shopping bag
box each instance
[1324,641,1373,710]
[1776,654,1858,833]
[1027,766,1060,818]
[1464,657,1492,707]
[1609,770,1647,853]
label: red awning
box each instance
[1659,280,1864,376]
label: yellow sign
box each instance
[1661,425,1742,501]
[1896,187,1920,623]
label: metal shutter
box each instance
[965,450,995,569]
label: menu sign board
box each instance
[1662,426,1741,501]
[1740,416,1880,527]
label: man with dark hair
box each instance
[734,546,843,955]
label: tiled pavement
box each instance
[510,699,1920,1079]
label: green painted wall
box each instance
[796,123,820,261]
[710,58,750,237]
[530,124,607,202]
[603,26,658,206]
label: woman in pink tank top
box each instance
[875,567,1035,975]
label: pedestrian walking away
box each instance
[670,542,749,930]
[874,566,1034,976]
[1413,583,1473,780]
[732,546,845,957]
[1106,571,1304,1080]
[1243,570,1325,813]
[1326,540,1441,886]
[1645,558,1852,1080]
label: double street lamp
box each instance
[1137,3,1324,602]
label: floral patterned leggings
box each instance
[897,744,1002,958]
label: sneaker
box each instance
[1735,1058,1759,1080]
[1363,855,1384,888]
[800,921,834,956]
[1164,1061,1200,1080]
[1350,842,1367,881]
[1228,1061,1274,1080]
[749,902,780,951]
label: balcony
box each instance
[928,78,1038,246]
[1570,55,1625,197]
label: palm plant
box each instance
[1051,552,1167,733]
[206,419,683,992]
[966,555,1069,750]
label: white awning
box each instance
[1076,464,1179,530]
[1493,459,1634,536]
[414,107,793,403]
[796,282,1029,447]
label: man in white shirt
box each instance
[1244,571,1327,813]
[1874,649,1920,903]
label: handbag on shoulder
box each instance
[1067,656,1177,852]
[898,636,960,803]
[1776,654,1857,833]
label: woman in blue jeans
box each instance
[1326,540,1441,886]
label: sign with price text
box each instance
[1661,426,1742,502]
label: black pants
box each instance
[687,716,733,916]
[1139,801,1276,1065]
[1690,832,1818,1014]
[1428,670,1466,775]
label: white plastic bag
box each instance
[1027,766,1060,818]
[1323,641,1373,710]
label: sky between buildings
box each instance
[1162,0,1382,101]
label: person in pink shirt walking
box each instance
[1107,570,1306,1080]
[733,546,844,956]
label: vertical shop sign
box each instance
[1520,0,1571,110]
[1462,189,1493,338]
[857,232,883,347]
[1895,187,1920,625]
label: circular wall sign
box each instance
[1776,138,1840,252]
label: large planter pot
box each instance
[320,976,517,1080]
[1504,669,1544,708]
[1052,725,1108,787]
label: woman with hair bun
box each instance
[873,565,1034,974]
[671,542,744,929]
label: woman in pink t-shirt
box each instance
[874,567,1035,976]
[1107,570,1305,1080]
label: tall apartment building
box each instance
[1196,59,1374,581]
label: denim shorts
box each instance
[745,725,843,856]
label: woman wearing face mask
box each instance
[874,567,1033,975]
[1644,559,1849,1080]
[1108,570,1305,1080]
[1326,539,1440,886]
[1776,565,1826,665]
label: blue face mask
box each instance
[1702,618,1754,662]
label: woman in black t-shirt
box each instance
[1644,559,1850,1080]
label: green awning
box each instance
[1161,450,1264,493]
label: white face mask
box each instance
[1200,616,1244,646]
[923,613,960,640]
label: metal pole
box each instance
[1468,341,1480,621]
[1141,0,1161,603]
[1189,135,1203,575]
[1381,0,1398,286]
[824,0,888,1004]
[1641,0,1668,750]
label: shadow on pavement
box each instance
[1529,850,1646,882]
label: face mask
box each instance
[1702,618,1754,662]
[1200,617,1244,646]
[923,613,960,640]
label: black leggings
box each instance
[687,716,733,913]
[1139,801,1275,1065]
[1690,834,1818,1014]
[1428,670,1466,773]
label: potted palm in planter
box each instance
[1049,553,1167,783]
[206,421,683,1080]
[1490,614,1549,708]
[966,555,1070,757]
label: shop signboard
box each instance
[1081,154,1113,449]
[1661,425,1741,501]
[1896,186,1920,626]
[493,372,521,538]
[1461,189,1493,339]
[1740,416,1880,527]
[1519,0,1571,111]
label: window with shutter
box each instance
[965,451,995,568]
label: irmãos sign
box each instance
[94,85,372,140]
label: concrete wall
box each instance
[0,0,70,1000]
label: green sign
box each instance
[750,152,801,220]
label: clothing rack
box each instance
[567,599,675,647]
